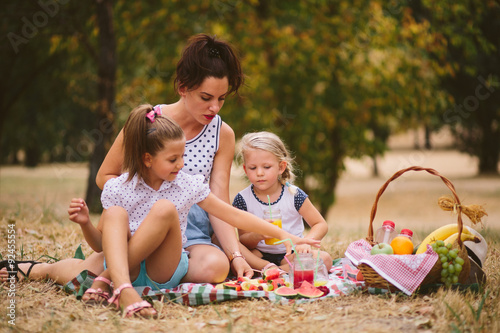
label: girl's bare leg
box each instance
[102,200,182,317]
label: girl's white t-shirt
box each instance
[101,170,211,246]
[233,185,308,254]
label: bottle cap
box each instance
[382,220,395,229]
[401,229,413,237]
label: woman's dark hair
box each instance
[174,34,244,96]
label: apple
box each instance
[371,243,394,255]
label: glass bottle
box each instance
[290,252,315,289]
[374,220,397,244]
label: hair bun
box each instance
[208,47,220,58]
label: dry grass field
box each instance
[1,137,499,332]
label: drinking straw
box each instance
[314,248,321,281]
[267,195,273,220]
[283,254,293,267]
[275,238,304,270]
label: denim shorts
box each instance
[103,251,189,290]
[183,204,219,249]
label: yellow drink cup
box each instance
[264,209,282,245]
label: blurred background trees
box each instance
[1,0,498,214]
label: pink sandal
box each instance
[82,276,113,306]
[108,283,157,319]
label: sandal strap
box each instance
[94,276,113,287]
[24,261,40,279]
[113,283,133,295]
[108,283,134,308]
[123,301,156,318]
[84,288,111,297]
[1,260,40,281]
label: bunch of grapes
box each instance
[431,240,465,287]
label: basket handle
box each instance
[366,166,464,247]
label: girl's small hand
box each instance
[283,236,320,255]
[68,198,90,225]
[295,244,312,254]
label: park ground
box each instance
[0,128,499,332]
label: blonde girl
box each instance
[233,131,332,273]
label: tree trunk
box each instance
[85,0,116,213]
[478,106,500,175]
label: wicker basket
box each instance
[358,166,471,292]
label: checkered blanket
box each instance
[63,260,366,306]
[345,239,439,295]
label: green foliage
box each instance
[1,0,498,214]
[411,0,500,174]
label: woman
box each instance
[0,34,254,291]
[96,33,252,283]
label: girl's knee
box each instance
[102,206,128,220]
[151,199,178,221]
[321,251,333,269]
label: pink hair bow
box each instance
[146,106,161,123]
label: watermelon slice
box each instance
[296,280,323,298]
[274,286,298,298]
[271,277,286,291]
[262,267,281,281]
[223,282,242,291]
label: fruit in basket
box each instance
[431,239,470,286]
[371,243,394,255]
[415,224,473,254]
[443,232,480,245]
[391,235,414,255]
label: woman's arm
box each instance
[207,122,253,277]
[198,193,321,255]
[96,129,124,189]
[238,229,266,249]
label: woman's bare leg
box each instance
[0,252,104,285]
[181,244,229,283]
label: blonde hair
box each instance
[122,104,185,182]
[238,131,298,195]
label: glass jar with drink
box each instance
[263,208,282,245]
[290,252,315,289]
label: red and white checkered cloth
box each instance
[345,239,438,295]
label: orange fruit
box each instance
[390,236,414,255]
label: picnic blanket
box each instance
[63,259,366,306]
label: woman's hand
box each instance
[231,257,254,279]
